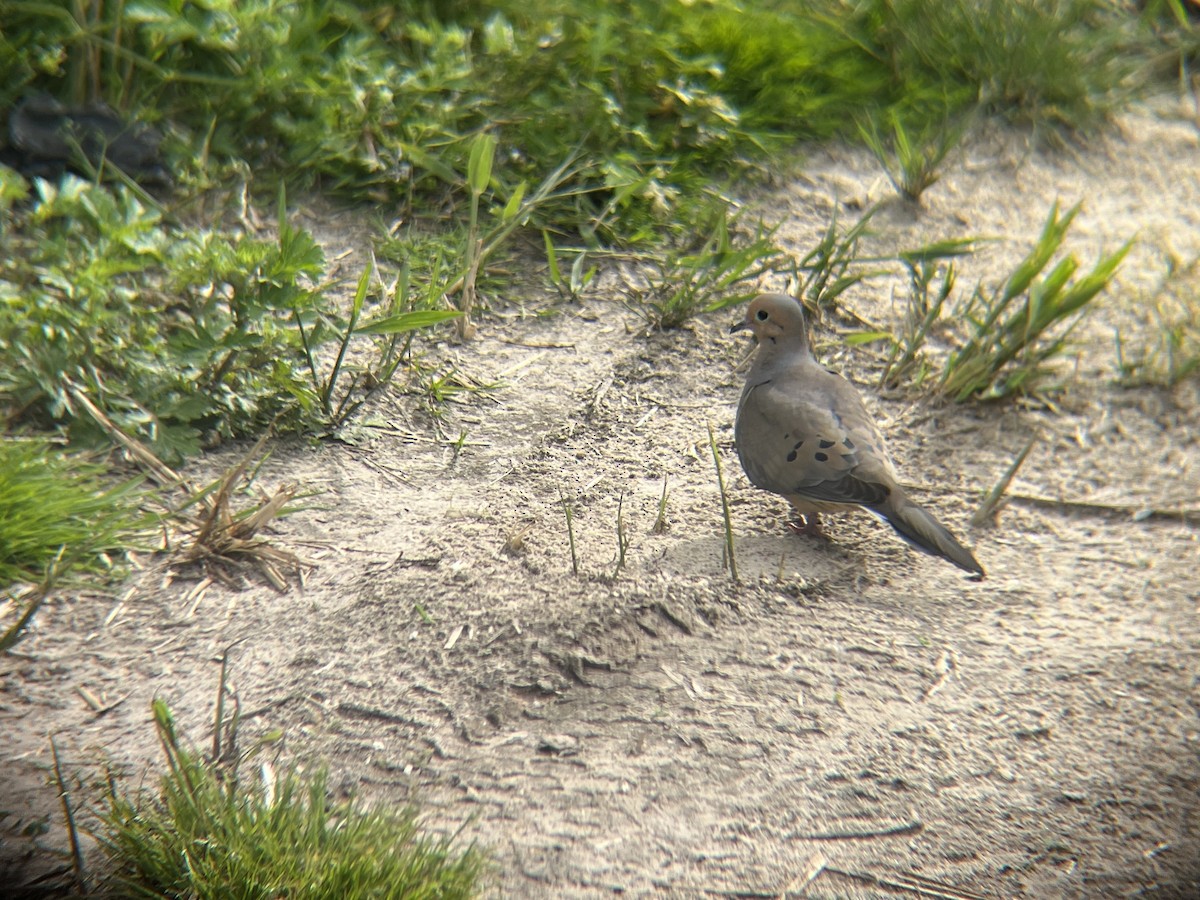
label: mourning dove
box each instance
[731,293,984,577]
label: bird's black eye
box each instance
[755,309,769,321]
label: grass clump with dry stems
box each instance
[95,683,485,899]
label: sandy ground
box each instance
[3,108,1199,898]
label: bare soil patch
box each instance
[3,109,1199,898]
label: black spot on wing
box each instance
[814,452,828,462]
[818,439,835,449]
[786,450,797,462]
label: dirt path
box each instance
[3,109,1200,898]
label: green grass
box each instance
[940,203,1130,400]
[635,200,787,329]
[0,437,149,649]
[97,698,486,898]
[860,111,970,202]
[862,0,1143,134]
[0,0,1171,233]
[875,204,1130,400]
[1116,252,1200,387]
[707,423,738,584]
[0,438,148,588]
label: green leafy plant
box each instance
[0,176,310,458]
[543,232,597,302]
[0,176,463,457]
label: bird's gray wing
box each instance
[735,370,896,507]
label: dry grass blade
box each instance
[778,852,828,897]
[176,440,309,591]
[824,865,987,900]
[972,433,1038,526]
[708,423,738,583]
[71,390,311,590]
[1,573,56,653]
[69,387,182,487]
[50,735,86,893]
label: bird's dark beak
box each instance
[729,319,749,334]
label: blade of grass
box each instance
[708,423,738,583]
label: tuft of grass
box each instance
[543,232,597,302]
[636,200,787,329]
[173,439,309,592]
[560,490,580,577]
[879,238,978,388]
[707,423,738,583]
[940,202,1130,400]
[0,438,149,590]
[1116,252,1200,386]
[96,696,485,898]
[868,0,1142,135]
[859,111,969,202]
[793,206,887,315]
[613,493,631,577]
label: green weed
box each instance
[544,232,597,302]
[878,238,978,388]
[0,175,456,458]
[941,202,1130,400]
[792,206,889,316]
[613,493,631,577]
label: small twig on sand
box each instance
[787,818,923,841]
[824,866,987,900]
[1005,492,1200,523]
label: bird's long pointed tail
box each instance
[881,499,985,577]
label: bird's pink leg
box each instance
[786,512,826,538]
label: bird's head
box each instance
[730,293,810,349]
